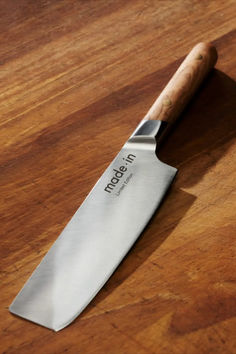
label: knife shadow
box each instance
[158,69,236,184]
[81,69,236,317]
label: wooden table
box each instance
[1,1,236,353]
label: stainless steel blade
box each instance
[10,120,177,331]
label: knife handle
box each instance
[144,42,217,124]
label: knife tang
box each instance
[144,42,217,128]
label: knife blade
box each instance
[9,43,217,331]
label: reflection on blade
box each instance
[10,120,177,331]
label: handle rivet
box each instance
[163,97,172,106]
[196,54,203,60]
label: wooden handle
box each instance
[144,42,217,124]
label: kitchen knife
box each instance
[9,43,217,331]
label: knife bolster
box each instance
[127,119,168,150]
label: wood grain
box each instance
[0,1,236,353]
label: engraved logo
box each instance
[104,154,136,194]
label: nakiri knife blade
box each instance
[9,43,217,331]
